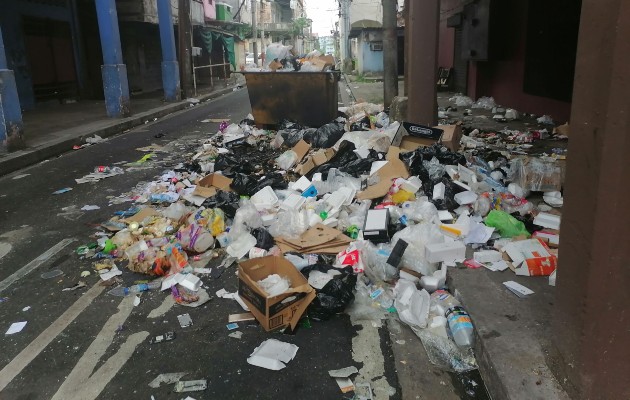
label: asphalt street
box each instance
[0,88,491,400]
[0,89,403,400]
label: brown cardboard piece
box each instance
[439,123,463,152]
[123,207,160,224]
[194,174,233,198]
[554,123,570,137]
[291,140,311,167]
[357,147,409,200]
[269,60,283,71]
[275,224,352,254]
[308,55,335,71]
[295,148,336,175]
[238,256,316,331]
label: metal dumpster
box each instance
[241,71,341,128]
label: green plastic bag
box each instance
[484,210,530,238]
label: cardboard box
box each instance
[503,238,557,276]
[438,123,463,152]
[194,173,233,198]
[238,256,316,331]
[291,140,311,168]
[357,147,409,200]
[392,122,444,152]
[295,148,336,175]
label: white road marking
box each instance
[147,294,175,319]
[0,238,76,293]
[0,283,105,392]
[0,243,11,261]
[51,296,149,400]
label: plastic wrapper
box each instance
[162,202,191,221]
[361,242,399,283]
[264,42,293,67]
[416,328,478,372]
[484,210,530,238]
[257,274,291,297]
[340,102,384,117]
[252,228,275,250]
[448,94,474,107]
[175,223,215,253]
[375,112,390,128]
[336,131,391,153]
[304,121,345,148]
[230,199,264,239]
[300,264,357,320]
[401,198,439,224]
[472,96,496,110]
[268,209,310,239]
[276,150,298,170]
[509,157,562,192]
[346,278,390,322]
[391,223,444,276]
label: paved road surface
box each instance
[0,88,491,400]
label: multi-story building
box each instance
[346,0,405,76]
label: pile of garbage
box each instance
[75,100,565,376]
[243,43,336,73]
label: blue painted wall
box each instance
[0,0,74,110]
[358,38,383,75]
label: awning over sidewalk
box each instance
[198,27,237,68]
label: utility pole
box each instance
[382,0,398,107]
[340,0,351,72]
[252,0,258,66]
[178,0,193,98]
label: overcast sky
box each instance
[305,0,339,36]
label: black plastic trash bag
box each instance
[230,173,288,197]
[252,228,275,250]
[279,119,304,131]
[252,172,288,193]
[305,121,345,148]
[202,191,241,218]
[300,264,357,321]
[400,144,466,169]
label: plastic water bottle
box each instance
[431,290,474,347]
[108,280,161,296]
[445,305,474,347]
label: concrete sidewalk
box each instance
[0,82,243,176]
[341,73,570,400]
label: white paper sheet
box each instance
[5,321,27,335]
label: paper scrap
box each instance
[99,265,122,281]
[484,260,509,272]
[503,281,534,298]
[148,372,188,388]
[22,306,31,312]
[5,321,27,335]
[81,205,101,211]
[247,339,299,371]
[133,295,141,307]
[228,331,243,339]
[328,366,359,378]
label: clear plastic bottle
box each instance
[431,290,474,347]
[108,280,161,296]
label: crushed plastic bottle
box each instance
[108,280,161,296]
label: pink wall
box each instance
[438,0,572,122]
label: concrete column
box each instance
[382,0,398,108]
[552,0,630,398]
[406,0,438,126]
[0,26,25,152]
[95,0,130,117]
[157,0,180,101]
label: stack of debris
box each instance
[71,94,567,393]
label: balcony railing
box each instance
[262,22,293,32]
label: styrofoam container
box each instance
[251,186,279,209]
